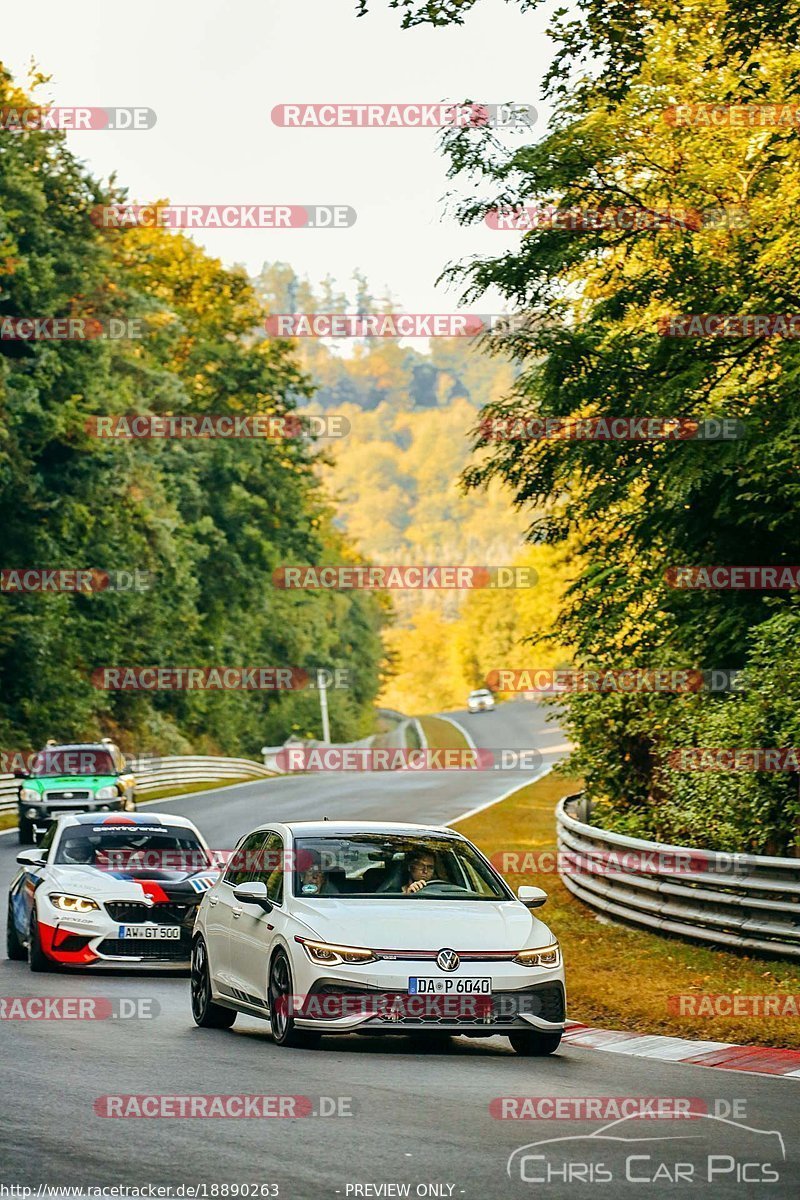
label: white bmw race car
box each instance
[7,812,218,970]
[191,820,566,1055]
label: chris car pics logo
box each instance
[507,1113,784,1185]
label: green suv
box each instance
[15,740,137,844]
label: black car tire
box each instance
[6,898,27,961]
[509,1029,563,1056]
[191,937,236,1029]
[268,949,320,1048]
[28,909,55,973]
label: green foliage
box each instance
[358,5,800,849]
[0,65,386,755]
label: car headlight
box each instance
[19,788,41,804]
[94,785,119,801]
[48,893,101,913]
[295,937,377,965]
[513,943,561,968]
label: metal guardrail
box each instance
[556,794,800,959]
[0,755,274,817]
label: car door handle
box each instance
[232,907,242,918]
[207,896,218,906]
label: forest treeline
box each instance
[0,66,386,756]
[359,0,800,854]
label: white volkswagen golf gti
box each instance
[191,820,566,1055]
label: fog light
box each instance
[99,805,110,811]
[25,808,38,818]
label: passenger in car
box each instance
[300,855,339,895]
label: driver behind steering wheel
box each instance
[402,850,438,894]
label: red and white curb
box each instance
[563,1021,800,1078]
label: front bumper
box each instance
[288,955,566,1034]
[36,898,197,968]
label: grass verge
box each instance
[454,770,800,1049]
[417,715,471,751]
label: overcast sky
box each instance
[4,0,555,316]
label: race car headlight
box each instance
[94,785,119,801]
[295,937,377,965]
[513,943,561,968]
[48,893,101,913]
[19,788,41,804]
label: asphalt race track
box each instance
[0,702,797,1198]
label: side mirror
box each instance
[17,849,47,868]
[233,881,273,911]
[517,885,548,908]
[13,768,28,779]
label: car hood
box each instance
[45,864,218,899]
[292,897,552,951]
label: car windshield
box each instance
[29,748,115,777]
[53,824,209,870]
[292,834,509,900]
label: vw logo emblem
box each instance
[437,948,460,972]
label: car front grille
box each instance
[44,791,91,802]
[105,901,196,925]
[97,936,190,961]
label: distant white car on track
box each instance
[7,811,218,970]
[191,820,566,1055]
[467,688,495,713]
